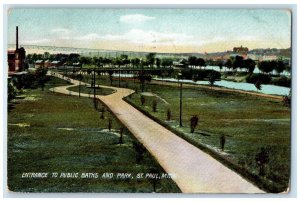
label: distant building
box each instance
[8,26,26,75]
[51,60,63,68]
[233,45,248,58]
[35,60,44,68]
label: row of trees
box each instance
[27,52,290,74]
[8,67,49,101]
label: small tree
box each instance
[100,107,105,119]
[152,99,157,112]
[140,95,146,106]
[8,82,17,101]
[190,115,199,133]
[108,118,112,131]
[208,72,217,87]
[119,127,124,145]
[133,141,146,164]
[254,80,262,91]
[166,108,171,121]
[282,91,291,107]
[220,134,226,151]
[255,147,270,176]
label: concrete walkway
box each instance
[49,72,264,194]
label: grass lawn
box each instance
[7,76,180,193]
[128,84,290,192]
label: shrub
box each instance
[166,109,171,121]
[119,127,124,145]
[133,141,146,164]
[108,118,112,131]
[152,99,157,112]
[271,76,291,87]
[220,135,226,151]
[140,95,146,106]
[246,73,271,84]
[190,115,199,133]
[8,82,17,101]
[255,147,270,176]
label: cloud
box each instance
[74,33,100,41]
[22,38,51,44]
[50,28,71,36]
[101,29,193,46]
[120,14,155,24]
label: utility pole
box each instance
[178,71,183,127]
[79,64,82,98]
[119,67,121,87]
[93,67,96,100]
[180,82,183,127]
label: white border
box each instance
[1,1,299,201]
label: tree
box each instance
[155,58,161,68]
[275,60,286,75]
[166,109,171,121]
[255,147,270,176]
[244,58,256,74]
[119,127,124,145]
[152,99,157,112]
[190,115,199,133]
[233,55,244,70]
[108,118,112,131]
[146,53,156,67]
[188,56,197,68]
[140,95,146,106]
[131,58,140,68]
[161,58,173,68]
[35,67,48,91]
[100,106,105,119]
[282,90,291,107]
[8,82,17,101]
[208,72,217,87]
[225,58,233,71]
[196,58,206,69]
[218,61,223,73]
[258,61,274,74]
[255,80,262,91]
[107,70,114,86]
[220,135,226,151]
[133,141,146,164]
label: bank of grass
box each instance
[126,83,290,193]
[7,76,180,193]
[67,85,115,96]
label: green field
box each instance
[127,83,290,192]
[7,76,180,193]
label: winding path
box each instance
[49,72,264,194]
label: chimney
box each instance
[16,26,18,50]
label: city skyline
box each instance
[8,8,291,53]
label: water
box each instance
[111,69,290,96]
[153,78,290,96]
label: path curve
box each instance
[49,72,264,194]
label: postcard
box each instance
[6,7,292,194]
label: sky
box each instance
[7,8,291,53]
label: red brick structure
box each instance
[8,26,26,73]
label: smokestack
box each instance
[16,26,18,50]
